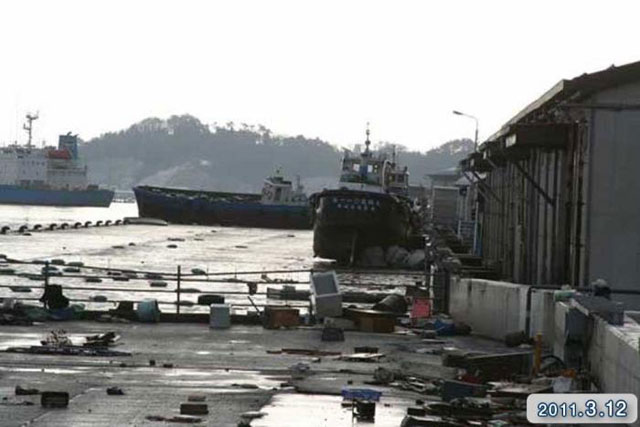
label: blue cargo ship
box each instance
[0,114,113,207]
[0,185,113,207]
[133,173,311,229]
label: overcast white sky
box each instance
[0,1,639,151]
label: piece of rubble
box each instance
[106,387,125,396]
[180,403,209,415]
[15,386,39,395]
[41,391,69,408]
[240,411,267,420]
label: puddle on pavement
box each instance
[0,366,81,374]
[110,367,280,389]
[252,393,412,427]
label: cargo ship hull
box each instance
[0,185,114,207]
[133,185,311,229]
[311,189,413,262]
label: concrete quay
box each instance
[0,320,509,426]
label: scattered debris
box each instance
[180,403,209,415]
[15,385,39,395]
[268,348,341,356]
[488,382,553,399]
[354,400,376,421]
[339,352,385,363]
[441,380,488,402]
[7,330,131,357]
[289,362,312,378]
[347,308,396,333]
[106,387,125,396]
[84,332,119,347]
[149,280,168,288]
[41,330,72,347]
[373,294,407,314]
[341,388,382,401]
[373,367,395,384]
[263,306,300,329]
[321,326,344,342]
[240,411,267,420]
[310,271,342,318]
[41,391,69,408]
[456,352,532,382]
[197,295,224,305]
[145,415,201,423]
[354,346,378,353]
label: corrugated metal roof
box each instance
[485,60,640,145]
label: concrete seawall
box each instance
[448,277,640,426]
[589,313,640,399]
[449,277,529,341]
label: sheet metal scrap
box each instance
[84,331,120,347]
[145,415,202,423]
[40,330,72,347]
[5,345,131,357]
[267,348,341,356]
[425,398,494,420]
[339,352,385,362]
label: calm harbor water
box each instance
[0,202,419,313]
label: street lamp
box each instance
[453,110,480,255]
[452,110,479,152]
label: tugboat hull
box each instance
[134,185,311,229]
[311,189,412,262]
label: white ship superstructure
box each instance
[0,134,88,190]
[0,114,113,207]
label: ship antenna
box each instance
[23,112,39,148]
[364,122,371,153]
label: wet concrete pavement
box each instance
[0,321,509,426]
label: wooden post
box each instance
[44,261,50,288]
[176,265,181,315]
[533,332,543,374]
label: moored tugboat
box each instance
[310,127,416,263]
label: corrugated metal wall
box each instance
[475,123,588,286]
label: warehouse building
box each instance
[460,60,640,298]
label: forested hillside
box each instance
[80,115,473,193]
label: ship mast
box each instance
[23,112,39,148]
